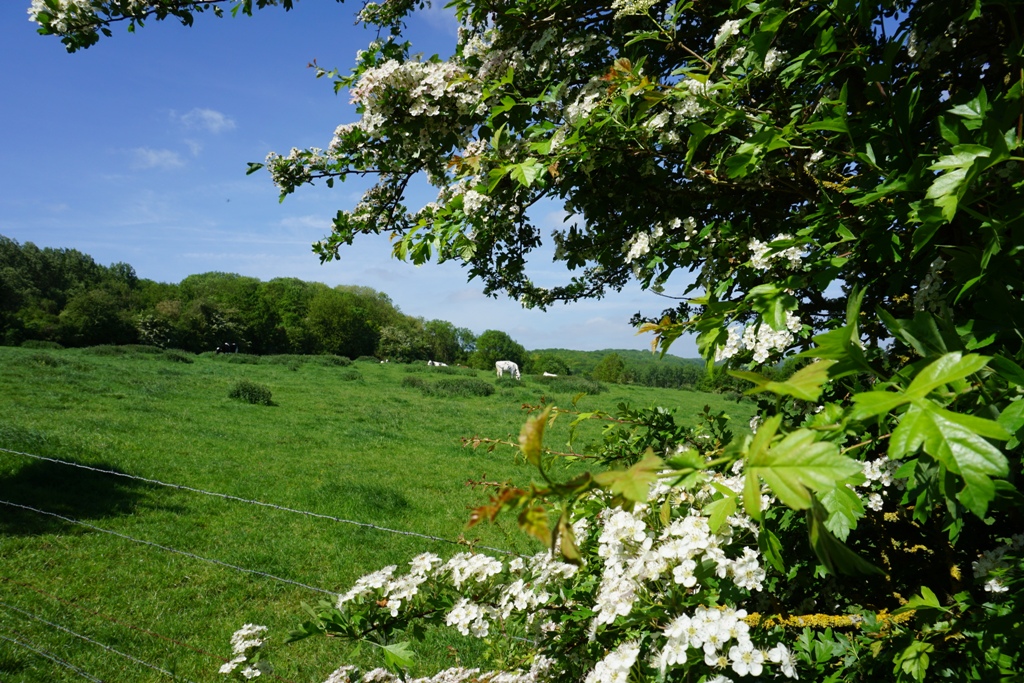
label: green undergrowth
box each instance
[0,345,753,682]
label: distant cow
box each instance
[215,342,238,354]
[427,360,448,367]
[542,372,558,377]
[495,360,521,380]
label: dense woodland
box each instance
[0,235,743,390]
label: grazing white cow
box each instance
[495,360,521,380]
[542,372,558,377]
[427,360,448,366]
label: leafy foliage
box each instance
[31,0,1024,682]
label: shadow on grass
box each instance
[0,459,153,537]
[319,481,411,519]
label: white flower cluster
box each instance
[326,662,551,683]
[658,607,796,678]
[748,234,803,271]
[762,48,788,73]
[715,314,803,364]
[611,0,659,18]
[715,20,743,46]
[585,641,639,683]
[219,624,268,679]
[647,81,709,145]
[335,549,574,642]
[591,502,766,630]
[913,256,946,312]
[972,534,1024,594]
[856,457,905,511]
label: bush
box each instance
[20,340,63,350]
[313,354,352,367]
[220,354,261,365]
[537,375,606,395]
[355,355,379,363]
[400,376,428,390]
[24,352,67,368]
[162,350,194,364]
[400,376,494,397]
[228,380,273,406]
[339,368,363,382]
[429,378,494,397]
[83,344,129,356]
[120,344,165,355]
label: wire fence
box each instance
[0,446,514,556]
[0,630,104,682]
[0,445,528,680]
[0,601,195,682]
[0,498,337,596]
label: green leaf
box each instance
[888,401,1010,517]
[990,355,1024,387]
[894,640,933,683]
[518,407,551,467]
[732,360,837,402]
[819,484,865,541]
[746,429,860,512]
[807,499,884,575]
[380,641,415,670]
[509,158,544,187]
[850,390,910,421]
[905,352,989,399]
[892,586,947,615]
[757,527,786,573]
[705,493,737,534]
[594,451,664,502]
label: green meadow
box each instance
[0,345,753,682]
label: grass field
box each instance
[0,345,754,682]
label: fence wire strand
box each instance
[0,575,299,683]
[0,499,337,596]
[0,630,105,682]
[0,446,514,556]
[0,600,194,682]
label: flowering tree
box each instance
[32,0,1024,681]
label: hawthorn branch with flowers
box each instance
[31,0,1024,681]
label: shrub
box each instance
[399,376,428,390]
[339,368,363,382]
[400,376,494,397]
[121,344,164,355]
[227,380,273,406]
[20,340,63,350]
[24,352,66,368]
[537,375,606,395]
[429,378,494,397]
[313,354,352,367]
[355,355,379,363]
[162,350,194,364]
[84,344,128,356]
[220,354,260,365]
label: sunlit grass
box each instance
[0,346,753,682]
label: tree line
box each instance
[1,235,743,390]
[0,234,477,362]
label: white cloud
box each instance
[130,148,185,170]
[178,108,236,134]
[416,2,459,35]
[184,139,203,156]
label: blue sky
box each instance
[0,1,699,356]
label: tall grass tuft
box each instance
[228,379,273,405]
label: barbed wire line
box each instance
[0,446,515,556]
[0,630,105,682]
[0,600,194,682]
[0,575,300,683]
[0,499,337,597]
